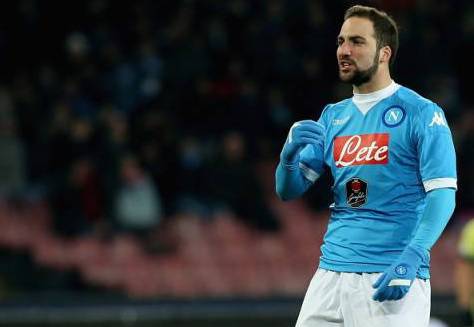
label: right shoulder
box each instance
[319,98,352,120]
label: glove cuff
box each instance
[280,157,299,170]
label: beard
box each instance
[339,51,380,86]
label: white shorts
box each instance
[295,268,431,327]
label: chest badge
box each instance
[346,177,368,208]
[382,106,406,127]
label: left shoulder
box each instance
[391,84,452,132]
[393,85,440,113]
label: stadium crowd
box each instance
[0,0,472,252]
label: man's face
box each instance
[337,17,380,86]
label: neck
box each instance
[353,67,392,94]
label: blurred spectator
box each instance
[48,111,97,175]
[96,107,131,223]
[175,135,211,217]
[136,41,163,102]
[206,131,280,231]
[455,218,474,327]
[0,87,27,197]
[130,107,179,215]
[267,87,292,137]
[114,154,163,251]
[49,157,103,237]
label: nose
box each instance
[338,42,352,57]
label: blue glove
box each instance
[280,120,325,164]
[372,245,428,302]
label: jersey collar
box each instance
[352,80,401,115]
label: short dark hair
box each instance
[344,5,399,66]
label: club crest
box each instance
[382,106,406,127]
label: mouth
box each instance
[339,60,354,72]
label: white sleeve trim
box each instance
[423,178,457,192]
[298,162,320,183]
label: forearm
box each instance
[373,188,456,301]
[409,188,456,251]
[275,160,313,201]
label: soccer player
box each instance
[275,5,457,327]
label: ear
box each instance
[379,46,392,64]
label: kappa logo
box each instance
[429,112,447,127]
[332,116,351,126]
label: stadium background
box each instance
[0,0,472,326]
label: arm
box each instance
[274,120,325,201]
[373,103,457,302]
[410,187,456,250]
[275,160,313,201]
[373,187,456,301]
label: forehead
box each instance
[339,16,376,40]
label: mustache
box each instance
[338,57,356,65]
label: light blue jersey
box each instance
[298,82,457,278]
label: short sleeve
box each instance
[414,103,457,192]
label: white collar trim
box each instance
[352,81,400,115]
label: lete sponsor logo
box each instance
[333,133,389,167]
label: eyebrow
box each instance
[337,35,367,42]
